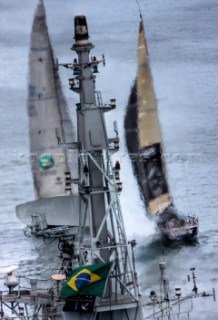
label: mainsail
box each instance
[125,16,171,216]
[137,16,172,215]
[28,0,75,198]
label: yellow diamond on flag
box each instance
[67,269,101,292]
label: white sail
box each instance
[28,1,75,198]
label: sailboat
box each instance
[124,15,198,241]
[16,1,80,228]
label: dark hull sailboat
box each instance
[124,16,198,241]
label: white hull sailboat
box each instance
[16,1,79,228]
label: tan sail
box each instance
[137,18,162,149]
[28,1,75,198]
[136,16,171,215]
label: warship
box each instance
[0,1,214,319]
[124,14,198,241]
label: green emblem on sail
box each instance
[61,262,112,300]
[38,154,54,169]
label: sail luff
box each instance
[28,1,75,198]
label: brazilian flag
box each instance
[61,262,112,300]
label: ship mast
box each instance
[72,16,110,264]
[61,15,143,319]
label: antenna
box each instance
[190,267,198,295]
[135,0,142,17]
[113,120,119,137]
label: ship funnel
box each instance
[74,15,89,45]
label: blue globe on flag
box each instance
[75,272,91,290]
